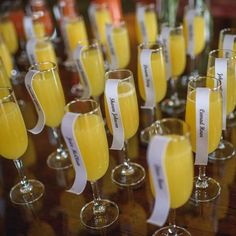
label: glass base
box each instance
[190,176,221,203]
[111,162,146,187]
[10,179,44,205]
[161,98,186,115]
[208,140,235,161]
[153,225,191,236]
[47,149,72,170]
[80,199,119,230]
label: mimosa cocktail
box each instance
[0,87,44,204]
[27,62,70,170]
[138,42,167,104]
[161,24,186,115]
[105,69,145,187]
[185,76,222,202]
[80,42,105,98]
[65,16,88,53]
[106,21,130,69]
[135,3,158,44]
[89,3,112,44]
[207,49,236,161]
[64,99,119,229]
[34,38,57,65]
[147,118,193,235]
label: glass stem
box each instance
[170,77,179,104]
[121,140,134,176]
[14,159,32,194]
[52,127,68,159]
[190,56,196,75]
[167,209,177,235]
[90,181,105,215]
[196,165,208,188]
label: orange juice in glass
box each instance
[185,76,222,202]
[104,69,145,187]
[105,21,130,69]
[0,15,18,54]
[135,3,158,44]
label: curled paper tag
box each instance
[140,49,156,108]
[105,79,124,150]
[147,135,170,226]
[204,9,210,43]
[106,23,118,69]
[185,9,195,59]
[23,16,35,39]
[136,5,148,43]
[73,44,90,98]
[195,88,210,166]
[26,38,37,65]
[215,58,227,130]
[61,112,87,194]
[160,26,172,80]
[222,35,236,57]
[24,70,45,134]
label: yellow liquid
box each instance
[66,19,88,52]
[184,15,205,56]
[170,34,186,77]
[32,70,65,127]
[35,40,57,65]
[33,22,46,38]
[0,20,18,54]
[105,82,139,140]
[0,102,28,159]
[207,66,235,115]
[138,50,167,103]
[0,62,11,87]
[185,90,222,153]
[95,7,112,44]
[74,114,109,181]
[0,38,13,78]
[81,48,105,97]
[107,26,130,69]
[136,11,158,44]
[149,135,193,209]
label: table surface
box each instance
[1,10,236,236]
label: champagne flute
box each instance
[74,40,105,101]
[147,118,193,236]
[0,87,44,204]
[26,36,57,65]
[105,21,130,69]
[207,49,236,160]
[185,76,222,202]
[135,2,158,44]
[160,24,187,115]
[183,4,206,75]
[104,69,145,187]
[218,28,236,126]
[137,41,167,128]
[27,61,71,169]
[88,2,112,45]
[65,99,119,229]
[60,12,88,69]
